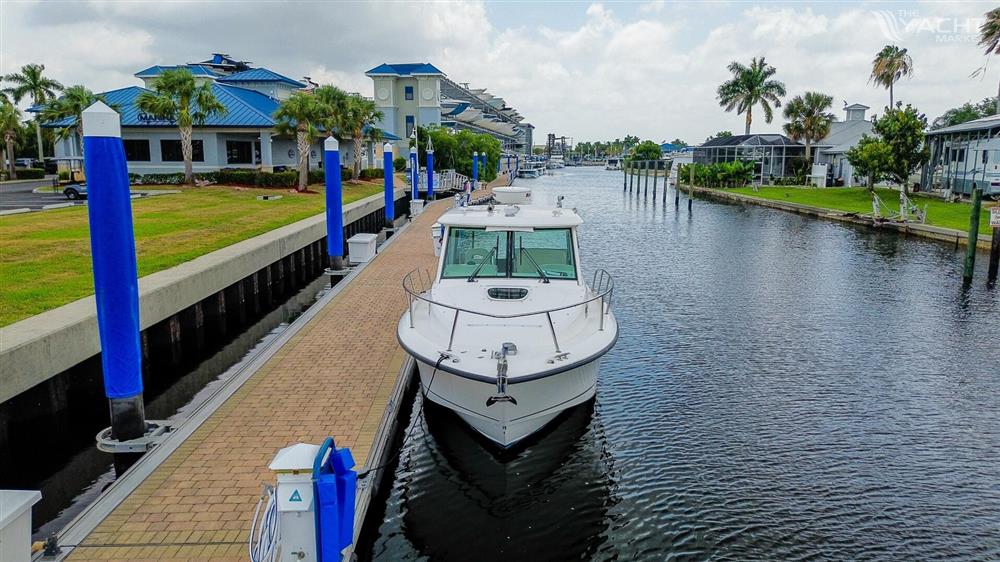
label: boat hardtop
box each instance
[436,203,583,229]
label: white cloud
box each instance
[0,0,994,144]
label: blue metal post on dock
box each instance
[409,146,419,201]
[471,151,479,204]
[383,142,395,229]
[426,137,434,200]
[324,137,345,271]
[82,101,146,443]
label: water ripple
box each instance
[360,169,1000,561]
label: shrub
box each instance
[257,171,297,188]
[58,170,70,181]
[17,168,45,179]
[393,157,406,172]
[359,168,384,180]
[679,161,754,188]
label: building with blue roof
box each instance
[366,62,533,156]
[41,54,396,175]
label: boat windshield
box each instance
[441,227,576,280]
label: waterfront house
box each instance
[920,114,1000,196]
[35,54,399,176]
[366,62,533,157]
[810,103,875,187]
[693,134,806,181]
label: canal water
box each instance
[359,167,1000,560]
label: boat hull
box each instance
[414,357,600,448]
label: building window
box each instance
[160,139,204,162]
[123,139,150,162]
[227,140,253,164]
[405,86,414,101]
[405,115,415,138]
[957,148,965,163]
[984,150,990,164]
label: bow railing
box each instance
[402,269,614,353]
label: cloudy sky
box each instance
[1,1,994,144]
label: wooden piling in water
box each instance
[988,219,1000,285]
[644,161,650,195]
[963,187,983,283]
[652,161,658,196]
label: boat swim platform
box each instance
[50,178,504,561]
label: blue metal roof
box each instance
[135,64,219,78]
[366,63,444,76]
[40,84,282,128]
[364,125,399,141]
[218,68,306,88]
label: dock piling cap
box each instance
[269,443,321,474]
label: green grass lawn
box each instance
[724,186,994,236]
[0,181,384,326]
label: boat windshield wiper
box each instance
[467,245,498,282]
[520,248,550,283]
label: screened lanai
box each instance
[693,134,806,181]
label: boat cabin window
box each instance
[512,229,576,279]
[440,227,576,280]
[441,228,509,279]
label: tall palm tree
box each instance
[38,85,105,161]
[717,56,786,135]
[275,92,326,192]
[977,7,1000,115]
[1,101,22,179]
[136,68,227,185]
[341,95,384,180]
[3,63,64,161]
[313,84,349,169]
[782,91,836,165]
[869,45,913,108]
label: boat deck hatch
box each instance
[488,287,528,300]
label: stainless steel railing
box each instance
[402,268,614,353]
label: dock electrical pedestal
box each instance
[252,439,357,562]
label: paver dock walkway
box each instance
[60,180,501,561]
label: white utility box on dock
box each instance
[348,233,378,264]
[410,199,425,217]
[0,489,42,562]
[268,444,320,562]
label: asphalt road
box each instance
[0,178,82,211]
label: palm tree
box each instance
[717,56,786,135]
[782,92,836,165]
[3,63,64,162]
[977,7,1000,115]
[38,85,105,161]
[341,95,384,180]
[1,101,22,179]
[136,68,227,185]
[869,45,913,108]
[275,92,326,191]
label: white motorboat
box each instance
[605,158,621,170]
[398,197,617,447]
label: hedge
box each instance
[126,168,351,188]
[359,168,384,180]
[16,168,45,179]
[393,157,406,172]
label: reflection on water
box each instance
[362,168,1000,561]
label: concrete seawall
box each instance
[0,189,407,405]
[687,185,993,251]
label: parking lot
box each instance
[0,180,82,212]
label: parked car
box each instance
[42,158,58,174]
[14,157,34,168]
[63,183,87,200]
